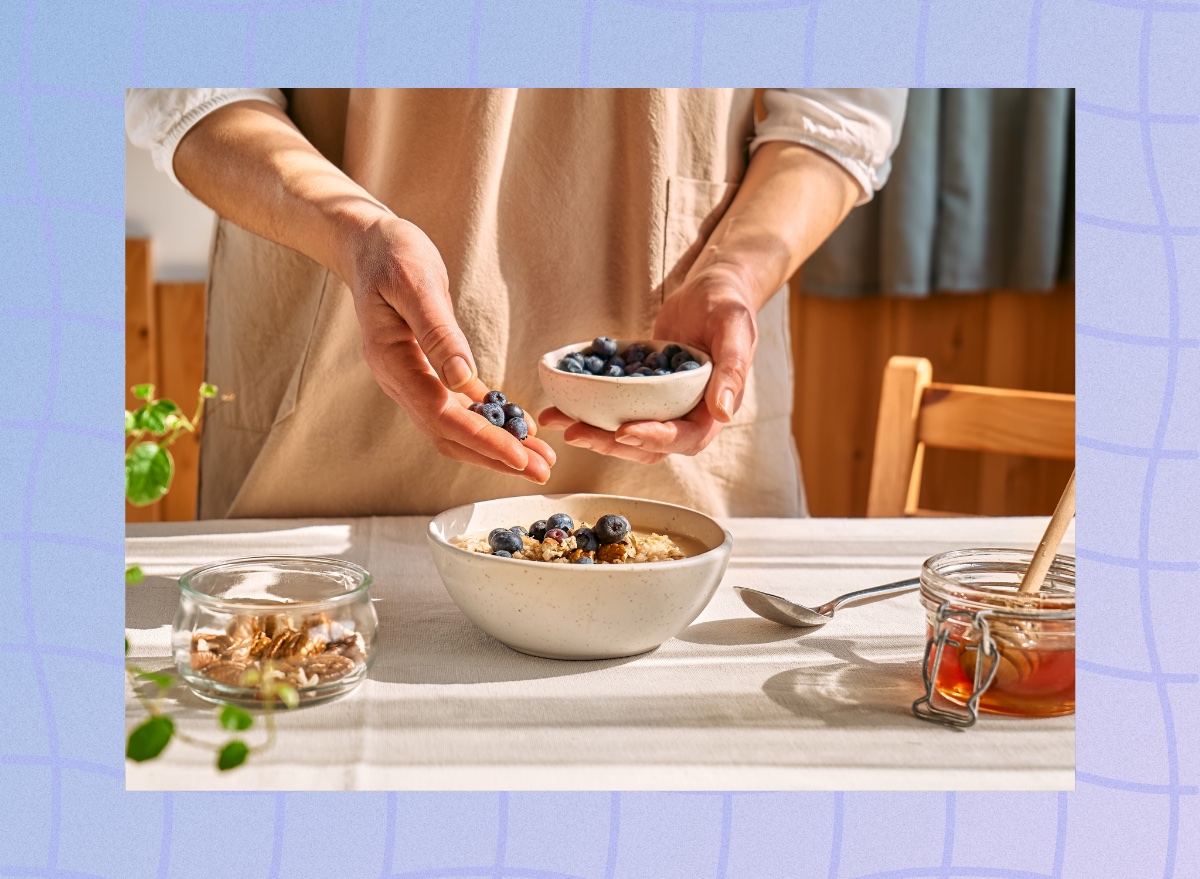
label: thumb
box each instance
[400,284,481,393]
[704,308,756,424]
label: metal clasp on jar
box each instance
[912,601,1001,728]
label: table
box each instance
[125,516,1074,791]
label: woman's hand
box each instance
[537,266,758,463]
[345,214,555,482]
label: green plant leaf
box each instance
[138,399,180,435]
[275,684,299,710]
[132,383,154,400]
[219,705,254,732]
[125,442,173,506]
[217,740,249,771]
[137,670,174,690]
[125,565,144,584]
[126,716,174,762]
[125,636,130,656]
[200,383,217,399]
[125,410,135,435]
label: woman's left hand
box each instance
[538,266,759,463]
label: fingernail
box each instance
[571,438,592,450]
[718,389,735,417]
[615,435,642,447]
[443,355,472,389]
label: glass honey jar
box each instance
[913,548,1075,726]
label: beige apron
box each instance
[199,88,805,519]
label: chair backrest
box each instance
[866,356,1075,517]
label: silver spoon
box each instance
[735,577,921,628]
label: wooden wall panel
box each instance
[125,239,159,524]
[791,282,1075,517]
[155,282,207,522]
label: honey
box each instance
[915,548,1075,725]
[925,621,1075,717]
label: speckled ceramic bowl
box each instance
[427,493,732,660]
[538,339,713,431]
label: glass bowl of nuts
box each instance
[172,556,376,707]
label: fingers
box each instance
[537,407,575,430]
[435,436,553,484]
[559,422,667,465]
[704,306,756,424]
[613,406,722,456]
[367,334,531,472]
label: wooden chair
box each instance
[866,356,1075,517]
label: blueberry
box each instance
[558,357,585,374]
[623,343,650,364]
[511,525,528,535]
[565,350,586,363]
[484,390,507,406]
[489,529,523,554]
[503,417,529,440]
[594,514,630,544]
[492,550,513,558]
[573,527,599,553]
[572,555,595,564]
[529,520,549,540]
[606,356,626,370]
[674,360,701,372]
[643,351,667,371]
[661,344,683,364]
[469,402,486,415]
[583,355,605,374]
[652,369,671,376]
[546,513,573,532]
[502,403,524,420]
[543,528,568,543]
[601,364,624,378]
[592,336,618,359]
[670,350,694,370]
[624,360,643,373]
[627,371,646,377]
[480,402,506,426]
[635,367,653,376]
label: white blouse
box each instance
[126,87,907,204]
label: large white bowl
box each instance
[427,493,732,660]
[538,339,713,431]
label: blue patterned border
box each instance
[2,1,1197,876]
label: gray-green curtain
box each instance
[802,88,1074,298]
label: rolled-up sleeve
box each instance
[125,88,287,186]
[751,88,908,205]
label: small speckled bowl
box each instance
[538,339,713,431]
[427,493,733,660]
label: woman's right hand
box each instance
[342,213,555,483]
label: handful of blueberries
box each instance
[488,512,632,564]
[556,337,701,378]
[469,390,528,441]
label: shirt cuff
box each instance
[750,88,908,206]
[126,88,287,187]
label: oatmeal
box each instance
[453,512,687,564]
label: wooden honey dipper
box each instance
[1018,470,1077,595]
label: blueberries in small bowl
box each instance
[552,339,705,381]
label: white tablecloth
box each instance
[125,516,1074,791]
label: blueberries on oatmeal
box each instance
[453,511,687,565]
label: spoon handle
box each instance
[826,577,921,614]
